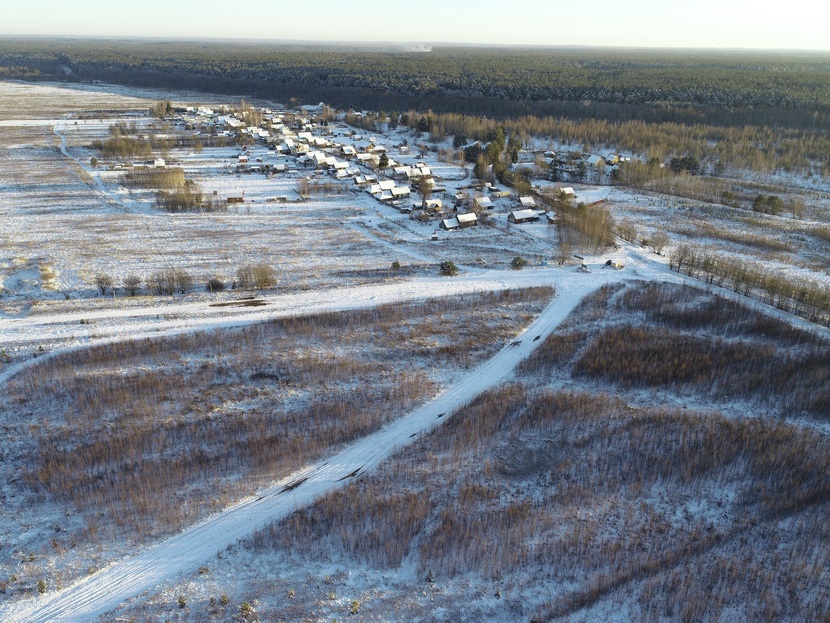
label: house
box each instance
[586,155,605,167]
[519,196,537,208]
[356,153,378,166]
[410,165,432,180]
[448,190,469,206]
[508,209,541,224]
[440,217,460,230]
[422,199,443,213]
[457,212,478,228]
[558,187,576,200]
[341,145,357,158]
[154,158,166,168]
[474,196,494,211]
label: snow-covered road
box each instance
[0,267,605,386]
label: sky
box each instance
[1,0,828,51]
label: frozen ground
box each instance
[1,80,829,622]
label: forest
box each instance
[1,38,830,130]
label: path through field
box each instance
[1,259,628,623]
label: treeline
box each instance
[670,244,830,326]
[417,111,830,176]
[2,39,830,129]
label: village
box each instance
[109,101,595,237]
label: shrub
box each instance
[123,275,141,296]
[178,594,187,608]
[37,579,47,594]
[511,256,528,270]
[148,268,193,295]
[236,263,277,290]
[206,278,225,293]
[95,273,113,295]
[439,260,458,276]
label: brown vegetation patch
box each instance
[250,386,830,622]
[2,288,551,574]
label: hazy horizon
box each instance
[1,0,828,52]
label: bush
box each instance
[236,263,277,290]
[511,256,528,270]
[439,260,458,276]
[206,278,225,293]
[95,273,113,295]
[123,275,141,296]
[178,595,187,608]
[148,268,193,295]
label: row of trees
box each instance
[93,263,277,296]
[669,244,830,326]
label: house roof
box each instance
[509,209,540,221]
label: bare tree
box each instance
[123,275,141,296]
[650,230,670,255]
[95,273,113,295]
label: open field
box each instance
[92,282,830,623]
[1,79,830,622]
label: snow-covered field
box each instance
[1,80,829,622]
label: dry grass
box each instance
[229,281,830,621]
[522,281,830,421]
[249,384,829,622]
[0,287,551,598]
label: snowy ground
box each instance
[1,80,829,622]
